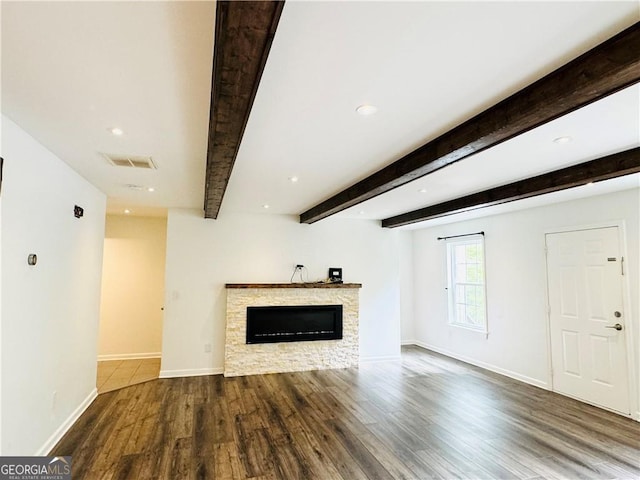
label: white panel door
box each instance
[546,227,629,414]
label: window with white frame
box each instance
[446,235,487,332]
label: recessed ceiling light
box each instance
[262,204,270,209]
[418,188,427,193]
[147,187,155,192]
[553,136,572,144]
[289,176,299,183]
[356,104,378,116]
[109,127,124,136]
[124,209,131,214]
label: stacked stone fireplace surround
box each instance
[224,283,361,377]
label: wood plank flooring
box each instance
[52,346,640,479]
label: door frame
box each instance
[544,219,637,419]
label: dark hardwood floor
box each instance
[52,346,640,479]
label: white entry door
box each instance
[545,227,630,414]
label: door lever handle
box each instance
[605,323,623,331]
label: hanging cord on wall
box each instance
[437,231,484,241]
[290,264,308,283]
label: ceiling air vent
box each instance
[103,153,156,169]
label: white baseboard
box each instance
[37,388,97,456]
[413,341,549,390]
[401,340,417,346]
[97,352,161,361]
[159,367,223,378]
[360,354,402,363]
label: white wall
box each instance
[0,116,106,455]
[98,215,166,360]
[161,209,412,376]
[412,189,639,413]
[0,180,3,451]
[399,234,415,343]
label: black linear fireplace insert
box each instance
[246,305,343,344]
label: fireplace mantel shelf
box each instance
[225,283,362,289]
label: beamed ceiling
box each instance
[300,22,640,226]
[205,1,284,219]
[2,2,639,226]
[207,2,640,227]
[382,147,640,228]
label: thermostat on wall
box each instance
[329,267,342,283]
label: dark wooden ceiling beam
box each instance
[381,147,640,228]
[204,1,285,219]
[300,22,640,224]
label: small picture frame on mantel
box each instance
[329,267,342,283]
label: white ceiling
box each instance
[1,1,216,217]
[2,1,639,225]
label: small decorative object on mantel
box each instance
[290,264,307,283]
[329,267,342,283]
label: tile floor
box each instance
[96,358,161,393]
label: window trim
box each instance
[446,235,488,333]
